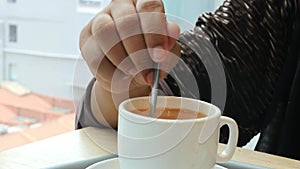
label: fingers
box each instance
[79,20,93,52]
[110,0,181,85]
[91,12,136,74]
[109,0,151,73]
[80,33,117,90]
[134,0,181,86]
[80,0,182,92]
[80,35,105,77]
[82,35,131,92]
[166,22,181,50]
[80,14,129,91]
[145,41,181,85]
[135,0,168,62]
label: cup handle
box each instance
[216,116,239,163]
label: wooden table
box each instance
[0,127,299,169]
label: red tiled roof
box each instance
[0,88,52,112]
[0,105,17,124]
[0,87,75,120]
[0,113,75,151]
[0,86,76,151]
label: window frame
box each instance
[7,0,16,3]
[8,24,17,43]
[77,0,109,14]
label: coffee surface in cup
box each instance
[131,107,207,120]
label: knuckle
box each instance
[137,0,163,12]
[91,14,114,35]
[79,32,88,51]
[79,23,93,50]
[115,13,140,34]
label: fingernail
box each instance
[145,72,153,85]
[151,47,168,63]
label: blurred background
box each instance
[0,0,221,151]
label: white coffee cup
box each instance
[118,96,238,169]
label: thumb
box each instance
[167,22,180,50]
[149,22,180,63]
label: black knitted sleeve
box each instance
[163,0,299,146]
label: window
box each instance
[9,25,17,42]
[7,0,16,3]
[8,63,17,81]
[79,0,101,7]
[77,0,109,13]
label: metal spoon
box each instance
[150,63,160,117]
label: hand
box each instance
[79,0,180,93]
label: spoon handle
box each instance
[150,63,160,117]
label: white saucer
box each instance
[86,158,227,169]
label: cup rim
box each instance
[119,96,221,123]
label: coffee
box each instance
[131,107,207,120]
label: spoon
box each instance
[150,63,160,117]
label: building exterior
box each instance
[0,0,111,101]
[0,0,110,150]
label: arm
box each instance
[90,80,151,129]
[78,0,181,129]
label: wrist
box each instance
[90,80,151,129]
[90,81,118,128]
